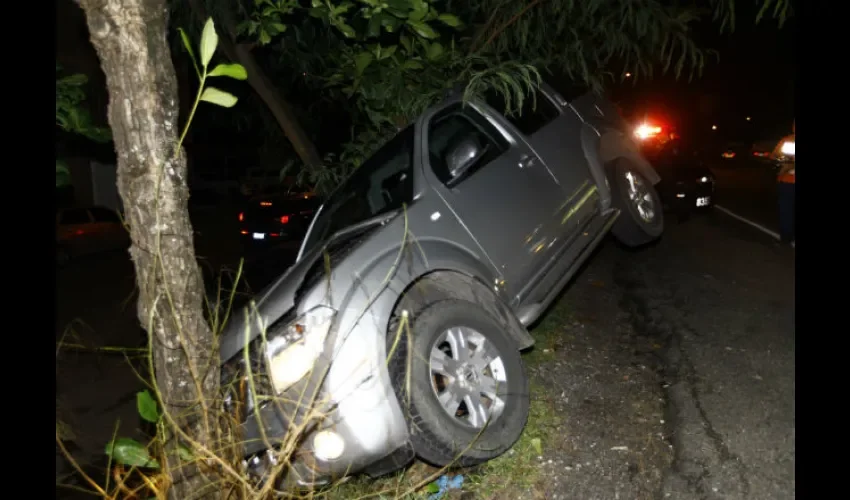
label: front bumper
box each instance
[221,325,413,487]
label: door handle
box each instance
[518,154,536,168]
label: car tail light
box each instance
[280,215,290,224]
[260,201,273,207]
[239,212,244,221]
[240,230,248,235]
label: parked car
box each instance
[237,191,321,246]
[218,81,665,488]
[56,206,129,266]
[645,138,716,221]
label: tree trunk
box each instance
[233,42,323,168]
[79,1,218,499]
[187,0,323,169]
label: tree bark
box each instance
[79,1,218,498]
[187,0,323,169]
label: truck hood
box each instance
[218,212,396,364]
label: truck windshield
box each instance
[300,126,415,257]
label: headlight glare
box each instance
[780,141,795,156]
[265,306,336,394]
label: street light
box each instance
[711,125,718,130]
[624,72,632,78]
[746,116,752,121]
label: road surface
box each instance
[56,204,794,499]
[709,157,785,238]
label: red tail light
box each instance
[280,215,290,224]
[238,212,244,221]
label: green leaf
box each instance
[406,20,437,38]
[105,438,160,469]
[426,42,443,61]
[56,160,72,188]
[437,13,462,28]
[354,52,374,76]
[199,17,218,68]
[200,87,238,108]
[408,0,428,22]
[136,390,159,423]
[402,59,423,70]
[399,34,412,53]
[381,15,402,33]
[380,45,397,60]
[259,30,271,45]
[334,1,354,15]
[176,444,194,462]
[335,22,356,38]
[367,14,383,38]
[308,7,327,18]
[208,63,248,80]
[531,437,543,455]
[426,481,440,493]
[178,28,196,63]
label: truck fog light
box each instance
[312,430,345,461]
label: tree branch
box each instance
[474,0,546,54]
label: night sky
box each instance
[612,9,795,143]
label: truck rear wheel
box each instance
[608,158,664,247]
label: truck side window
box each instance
[484,87,559,136]
[428,104,509,185]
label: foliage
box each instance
[56,64,112,187]
[56,159,71,188]
[242,0,542,191]
[56,64,113,143]
[239,0,792,195]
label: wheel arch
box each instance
[597,128,661,185]
[389,269,535,352]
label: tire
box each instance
[387,299,530,467]
[608,158,665,247]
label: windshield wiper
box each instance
[327,209,401,247]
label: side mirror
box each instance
[446,136,486,183]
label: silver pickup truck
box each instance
[219,81,664,488]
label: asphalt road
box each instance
[708,157,784,236]
[56,199,794,499]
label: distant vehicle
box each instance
[634,127,715,220]
[218,81,664,489]
[237,192,321,246]
[56,206,130,266]
[649,139,716,221]
[750,139,776,160]
[719,141,748,161]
